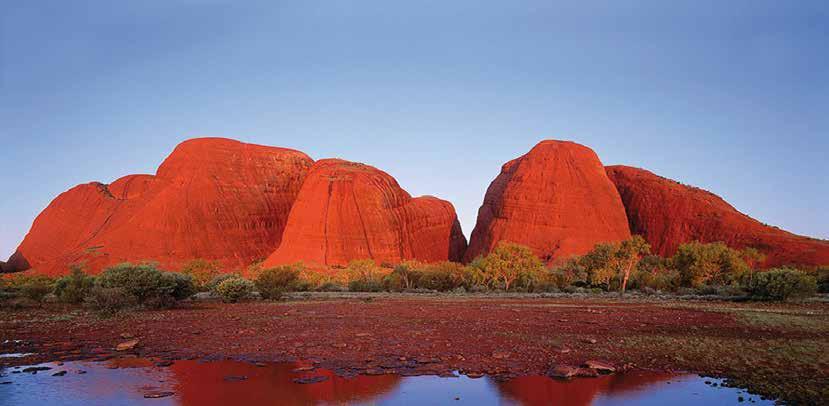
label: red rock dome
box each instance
[465,140,631,264]
[263,159,467,268]
[606,165,829,268]
[7,138,313,275]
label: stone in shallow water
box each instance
[143,391,175,399]
[547,365,579,379]
[223,375,248,382]
[583,360,616,374]
[292,376,329,384]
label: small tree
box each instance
[180,259,222,291]
[614,236,651,295]
[54,264,97,304]
[484,242,543,291]
[672,242,749,287]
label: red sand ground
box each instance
[2,296,827,402]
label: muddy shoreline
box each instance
[2,294,827,403]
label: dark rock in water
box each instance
[292,376,329,384]
[52,371,67,376]
[583,360,616,374]
[547,365,579,379]
[77,370,87,374]
[143,391,175,399]
[575,368,600,378]
[22,366,51,373]
[155,361,174,367]
[223,375,248,382]
[1,381,11,384]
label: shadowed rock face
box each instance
[7,138,313,275]
[263,159,467,268]
[465,140,631,264]
[606,165,829,268]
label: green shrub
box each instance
[632,270,680,292]
[482,242,544,291]
[180,259,222,291]
[345,260,385,292]
[84,286,137,315]
[415,262,474,291]
[744,268,817,301]
[97,263,194,308]
[816,267,829,293]
[207,273,242,293]
[9,274,56,302]
[54,266,96,304]
[317,281,347,292]
[215,277,254,303]
[672,242,748,288]
[255,265,302,300]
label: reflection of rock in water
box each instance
[170,361,401,405]
[495,371,676,406]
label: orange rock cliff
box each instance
[464,140,632,264]
[606,165,829,268]
[263,159,467,268]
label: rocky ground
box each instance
[1,294,827,404]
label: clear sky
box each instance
[1,1,827,259]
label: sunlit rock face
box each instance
[465,140,631,264]
[263,159,467,268]
[606,165,829,268]
[8,138,313,275]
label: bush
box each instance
[207,273,242,293]
[97,263,194,308]
[84,286,137,315]
[414,262,474,291]
[180,259,222,291]
[632,270,680,292]
[9,274,56,302]
[255,265,302,300]
[672,242,748,288]
[54,266,96,304]
[482,242,544,291]
[817,267,829,293]
[345,260,385,292]
[215,277,254,303]
[744,268,817,301]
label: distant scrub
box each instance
[180,259,222,292]
[743,268,817,301]
[54,265,96,304]
[255,264,302,300]
[96,262,195,309]
[215,277,254,303]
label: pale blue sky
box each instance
[1,1,827,258]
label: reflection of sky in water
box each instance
[0,360,774,405]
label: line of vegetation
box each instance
[1,237,825,310]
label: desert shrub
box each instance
[84,286,137,315]
[180,259,222,291]
[317,281,347,292]
[695,284,746,297]
[743,268,817,301]
[255,264,302,300]
[383,261,422,291]
[414,262,474,291]
[54,266,97,304]
[482,242,544,291]
[167,272,196,301]
[672,242,749,288]
[207,273,242,293]
[632,269,680,292]
[215,277,254,303]
[9,274,56,302]
[97,263,194,308]
[816,267,829,293]
[345,260,385,292]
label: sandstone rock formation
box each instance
[606,165,829,268]
[465,140,631,264]
[7,138,313,275]
[263,159,467,268]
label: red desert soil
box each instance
[1,296,826,403]
[264,159,467,268]
[6,138,313,276]
[465,140,631,264]
[606,165,829,268]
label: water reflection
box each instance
[0,358,772,405]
